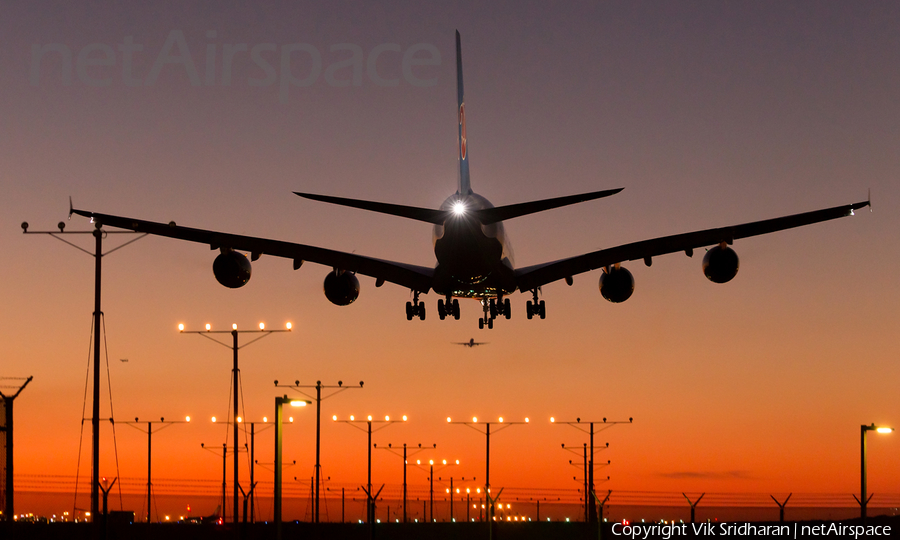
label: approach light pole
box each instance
[179,321,291,526]
[275,379,363,523]
[447,416,529,526]
[413,458,459,522]
[374,442,435,523]
[120,416,190,522]
[333,414,408,525]
[552,416,632,523]
[855,423,893,525]
[562,442,607,522]
[22,219,147,522]
[0,376,32,522]
[275,395,310,540]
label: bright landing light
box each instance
[452,201,467,215]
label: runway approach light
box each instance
[185,416,190,422]
[178,324,184,332]
[205,323,211,331]
[232,323,237,330]
[286,322,292,330]
[472,417,477,422]
[259,322,265,330]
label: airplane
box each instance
[454,338,489,348]
[70,31,869,330]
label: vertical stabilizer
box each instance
[456,31,472,195]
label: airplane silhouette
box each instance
[71,32,869,330]
[454,338,488,348]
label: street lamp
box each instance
[179,321,292,526]
[855,423,893,525]
[275,379,364,522]
[333,414,408,525]
[275,395,310,540]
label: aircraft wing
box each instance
[71,209,435,292]
[514,200,869,292]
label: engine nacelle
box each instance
[702,245,739,283]
[599,266,634,303]
[213,251,252,288]
[323,271,360,306]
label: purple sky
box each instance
[3,1,899,518]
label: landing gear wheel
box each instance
[503,298,511,319]
[539,300,546,319]
[406,301,414,321]
[452,299,460,320]
[489,300,498,319]
[526,300,533,320]
[479,319,484,330]
[438,299,446,320]
[418,304,426,321]
[487,318,493,329]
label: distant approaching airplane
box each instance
[71,32,869,330]
[454,338,488,348]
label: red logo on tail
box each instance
[459,103,467,160]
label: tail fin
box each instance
[456,30,471,195]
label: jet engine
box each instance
[323,271,360,306]
[213,250,252,288]
[599,266,634,303]
[702,245,739,283]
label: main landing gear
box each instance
[478,297,511,330]
[525,289,545,320]
[406,291,426,321]
[437,297,461,320]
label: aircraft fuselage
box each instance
[432,191,517,299]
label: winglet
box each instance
[868,188,872,212]
[68,196,73,220]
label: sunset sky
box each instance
[3,1,899,519]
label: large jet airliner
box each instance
[71,32,869,329]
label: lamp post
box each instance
[374,442,435,523]
[179,321,292,525]
[275,379,363,523]
[447,416,529,526]
[275,395,310,540]
[552,416,632,523]
[22,220,147,522]
[333,414,408,525]
[855,423,893,525]
[120,416,190,522]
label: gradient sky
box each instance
[3,0,899,517]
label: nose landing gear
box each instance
[479,296,511,329]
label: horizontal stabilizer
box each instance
[474,188,623,224]
[295,192,448,224]
[296,188,624,225]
